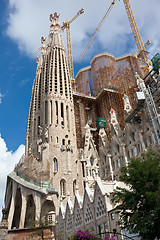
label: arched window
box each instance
[131,131,135,141]
[61,102,64,126]
[53,158,58,173]
[117,144,120,153]
[73,180,76,196]
[11,187,22,229]
[90,158,94,166]
[50,100,53,124]
[55,101,58,124]
[60,179,66,197]
[149,135,152,145]
[41,200,55,224]
[66,105,70,130]
[45,101,48,124]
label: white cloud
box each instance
[0,93,4,104]
[0,134,25,220]
[5,0,160,63]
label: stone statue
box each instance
[38,126,43,136]
[44,127,49,139]
[123,94,132,114]
[41,36,46,55]
[110,108,121,135]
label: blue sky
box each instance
[0,0,160,218]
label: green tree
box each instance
[112,148,160,240]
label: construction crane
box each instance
[62,8,84,90]
[78,0,150,67]
[123,0,149,65]
[78,0,117,63]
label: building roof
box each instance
[8,171,58,195]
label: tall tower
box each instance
[24,12,83,202]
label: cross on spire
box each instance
[53,12,60,20]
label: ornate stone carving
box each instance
[110,108,121,135]
[123,94,132,114]
[44,127,49,139]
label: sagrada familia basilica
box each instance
[1,11,160,240]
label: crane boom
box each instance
[78,0,150,66]
[62,8,84,31]
[35,46,42,55]
[78,0,117,63]
[62,8,84,90]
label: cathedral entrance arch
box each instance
[11,187,22,229]
[24,194,36,228]
[41,200,55,224]
[5,179,12,219]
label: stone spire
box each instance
[26,12,73,155]
[24,12,83,205]
[48,12,65,49]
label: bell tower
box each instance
[25,12,83,201]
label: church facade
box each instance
[2,11,160,239]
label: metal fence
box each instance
[97,231,139,240]
[15,170,53,189]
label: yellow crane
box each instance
[62,8,84,90]
[78,0,117,63]
[123,0,150,65]
[78,0,150,67]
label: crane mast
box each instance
[62,8,84,90]
[123,0,149,65]
[66,24,74,80]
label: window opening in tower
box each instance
[55,101,58,124]
[50,100,53,124]
[45,55,49,93]
[61,102,64,126]
[45,101,48,124]
[34,118,36,139]
[50,51,53,92]
[66,105,70,130]
[37,116,40,136]
[54,49,58,93]
[58,49,63,95]
[62,54,68,98]
[38,73,42,109]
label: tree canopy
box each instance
[113,148,160,240]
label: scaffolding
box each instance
[124,70,160,146]
[145,71,160,106]
[145,86,160,146]
[144,53,160,105]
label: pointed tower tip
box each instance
[53,12,60,19]
[50,12,61,32]
[110,108,115,114]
